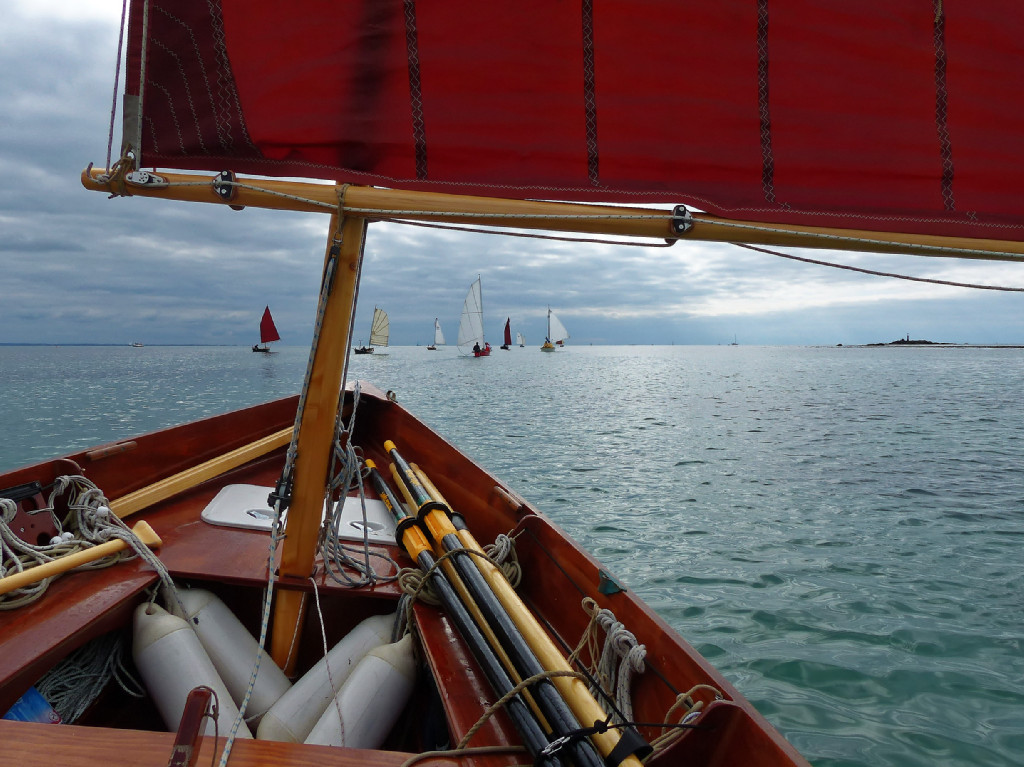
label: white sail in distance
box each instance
[547,309,569,344]
[369,307,389,347]
[457,277,486,354]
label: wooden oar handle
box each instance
[110,427,292,519]
[0,521,162,596]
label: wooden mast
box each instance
[82,167,1024,261]
[268,207,366,673]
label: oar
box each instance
[110,427,293,519]
[0,521,162,596]
[363,460,560,765]
[411,464,653,765]
[383,441,608,767]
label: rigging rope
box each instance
[105,0,129,173]
[570,598,647,723]
[736,243,1024,291]
[218,208,376,765]
[321,388,401,588]
[377,217,677,248]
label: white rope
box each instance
[482,532,522,588]
[218,210,353,766]
[105,0,129,172]
[579,600,647,724]
[0,476,182,613]
[310,577,346,744]
[36,631,144,723]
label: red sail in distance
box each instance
[503,318,512,346]
[260,306,281,344]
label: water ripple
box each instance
[3,344,1023,767]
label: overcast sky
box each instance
[3,2,1023,348]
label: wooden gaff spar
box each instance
[83,168,1024,261]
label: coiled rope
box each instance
[35,631,145,723]
[0,475,179,611]
[569,597,647,723]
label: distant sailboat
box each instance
[516,332,525,347]
[252,305,280,353]
[354,307,389,354]
[500,318,512,350]
[427,318,445,350]
[540,307,569,352]
[457,277,490,356]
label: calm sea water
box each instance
[2,343,1022,766]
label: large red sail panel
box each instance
[124,0,1024,242]
[260,306,280,344]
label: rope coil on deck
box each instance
[36,631,145,723]
[0,475,179,610]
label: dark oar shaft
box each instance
[383,443,606,767]
[364,462,559,765]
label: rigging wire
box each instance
[735,243,1024,292]
[381,216,1024,292]
[160,178,1024,286]
[375,217,676,248]
[168,177,1024,266]
[105,0,129,173]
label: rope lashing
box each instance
[483,531,523,588]
[572,597,647,723]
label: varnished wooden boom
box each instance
[81,167,1024,260]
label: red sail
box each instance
[125,1,1024,242]
[260,306,281,344]
[503,319,512,347]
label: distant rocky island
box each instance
[852,336,1023,348]
[876,336,937,346]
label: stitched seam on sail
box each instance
[933,1,955,212]
[757,0,777,206]
[404,0,428,180]
[582,0,600,187]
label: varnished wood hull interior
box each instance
[0,382,808,766]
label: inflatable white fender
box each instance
[132,602,251,737]
[257,612,395,742]
[176,588,291,728]
[304,633,417,749]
